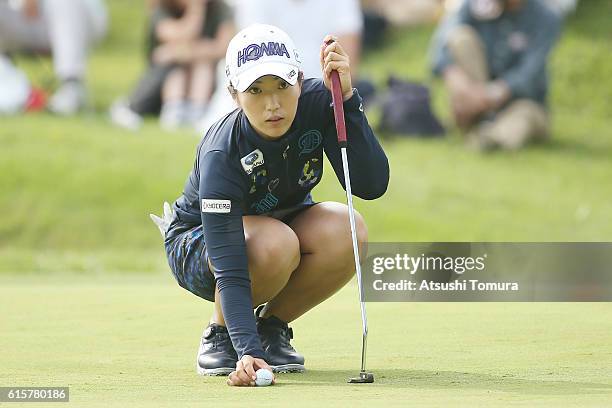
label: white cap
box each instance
[225,24,301,93]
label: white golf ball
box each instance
[255,368,273,386]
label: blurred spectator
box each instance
[446,0,579,17]
[110,0,234,131]
[543,0,578,17]
[0,0,108,115]
[430,0,562,150]
[363,0,443,27]
[234,0,363,79]
[0,55,31,114]
[0,54,47,114]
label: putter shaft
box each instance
[340,147,369,374]
[329,58,371,380]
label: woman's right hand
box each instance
[227,355,275,387]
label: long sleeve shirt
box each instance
[430,0,562,105]
[171,78,389,359]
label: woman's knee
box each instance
[314,203,369,267]
[245,217,300,282]
[447,25,482,55]
[354,210,369,248]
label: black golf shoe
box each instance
[196,323,238,376]
[256,307,305,373]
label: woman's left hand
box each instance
[320,35,353,101]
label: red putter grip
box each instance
[325,40,347,147]
[330,71,347,147]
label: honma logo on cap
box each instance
[237,42,291,68]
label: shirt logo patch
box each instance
[241,149,265,175]
[298,158,321,188]
[298,130,322,156]
[268,178,280,192]
[251,192,279,214]
[202,199,231,213]
[249,168,268,194]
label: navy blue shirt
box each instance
[172,78,389,359]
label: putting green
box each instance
[1,274,611,407]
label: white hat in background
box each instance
[225,24,301,93]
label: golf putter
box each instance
[326,40,374,384]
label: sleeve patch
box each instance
[202,199,232,213]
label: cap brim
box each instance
[233,61,299,92]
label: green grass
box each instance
[1,2,612,406]
[2,2,611,274]
[1,275,611,407]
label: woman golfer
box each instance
[152,24,389,386]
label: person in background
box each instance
[234,0,362,80]
[0,0,107,115]
[362,0,443,27]
[110,0,234,131]
[542,0,578,17]
[430,0,562,150]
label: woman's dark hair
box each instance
[160,0,217,18]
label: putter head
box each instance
[348,371,374,384]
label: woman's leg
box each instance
[161,66,188,103]
[160,66,189,128]
[210,215,301,326]
[188,60,215,107]
[262,202,368,323]
[184,60,215,124]
[201,204,363,374]
[126,64,174,115]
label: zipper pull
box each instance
[282,144,289,160]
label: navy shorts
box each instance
[164,203,316,302]
[165,222,215,301]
